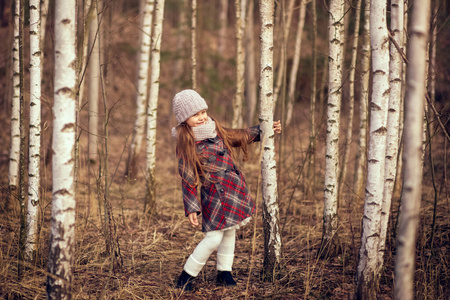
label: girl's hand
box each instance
[273,120,282,134]
[188,212,199,227]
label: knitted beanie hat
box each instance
[173,89,209,124]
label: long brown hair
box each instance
[175,116,252,186]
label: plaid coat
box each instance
[178,125,261,232]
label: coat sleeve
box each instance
[247,125,261,143]
[178,159,201,216]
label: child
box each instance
[171,89,281,291]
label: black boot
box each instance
[216,271,237,286]
[176,270,194,291]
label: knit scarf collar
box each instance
[172,117,217,141]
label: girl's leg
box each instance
[216,229,236,271]
[184,230,224,276]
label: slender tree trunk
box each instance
[259,0,281,280]
[286,0,306,127]
[338,0,361,201]
[273,0,295,106]
[232,0,245,128]
[353,0,370,202]
[25,0,42,261]
[245,0,257,126]
[125,0,154,179]
[321,0,345,258]
[395,1,430,299]
[378,0,404,274]
[145,0,165,215]
[218,0,228,57]
[356,0,390,298]
[308,0,316,197]
[47,0,77,297]
[173,0,187,93]
[39,0,49,80]
[191,0,197,90]
[9,0,21,211]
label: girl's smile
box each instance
[186,109,208,127]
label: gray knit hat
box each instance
[172,89,209,124]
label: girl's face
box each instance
[186,109,208,127]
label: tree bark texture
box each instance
[232,0,245,129]
[356,0,390,298]
[145,0,165,215]
[395,1,430,299]
[259,0,281,280]
[47,0,77,298]
[321,0,345,257]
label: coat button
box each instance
[218,149,226,156]
[220,188,224,193]
[208,155,216,162]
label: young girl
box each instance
[171,89,281,291]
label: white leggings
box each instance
[184,229,236,277]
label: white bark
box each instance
[395,1,430,298]
[356,0,390,296]
[322,0,344,248]
[232,0,245,128]
[379,0,404,271]
[47,0,77,298]
[145,0,165,214]
[353,0,370,201]
[286,0,306,126]
[25,0,42,260]
[259,0,281,274]
[245,0,257,125]
[127,0,154,177]
[9,0,20,190]
[88,0,100,164]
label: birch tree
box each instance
[88,0,100,166]
[232,0,245,129]
[8,0,20,208]
[244,0,257,125]
[321,0,345,257]
[191,0,197,89]
[286,0,307,127]
[356,0,390,297]
[47,0,77,297]
[218,0,228,56]
[25,0,42,261]
[353,0,370,201]
[338,0,361,200]
[145,0,165,215]
[395,1,430,298]
[259,0,281,279]
[126,0,154,179]
[378,0,404,273]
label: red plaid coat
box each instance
[178,125,261,232]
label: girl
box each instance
[171,89,281,291]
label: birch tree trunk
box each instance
[353,0,370,201]
[286,0,306,127]
[47,0,77,297]
[378,0,404,273]
[338,0,361,200]
[308,0,317,197]
[259,0,281,280]
[273,0,295,106]
[395,1,430,298]
[356,0,390,297]
[25,0,42,261]
[145,0,165,215]
[8,0,20,208]
[88,0,100,166]
[126,0,154,179]
[191,0,197,90]
[232,0,245,128]
[321,0,344,257]
[245,0,257,126]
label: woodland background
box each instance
[0,0,449,299]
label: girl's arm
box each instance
[178,159,201,217]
